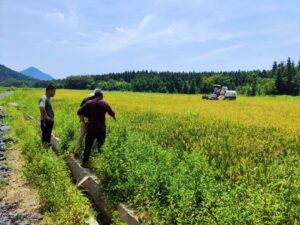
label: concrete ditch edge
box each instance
[19,109,100,225]
[51,135,141,225]
[21,110,141,225]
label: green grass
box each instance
[2,88,300,224]
[0,86,15,93]
[3,104,95,225]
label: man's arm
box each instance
[80,98,87,107]
[39,98,52,121]
[40,107,52,121]
[78,115,85,123]
[77,108,86,125]
[106,104,116,121]
[78,98,88,123]
[77,103,89,123]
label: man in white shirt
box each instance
[39,85,56,145]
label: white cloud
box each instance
[44,39,52,44]
[138,14,153,31]
[45,8,65,19]
[43,39,69,45]
[69,9,79,21]
[44,8,79,30]
[60,39,68,45]
[195,44,245,60]
[80,14,222,56]
[78,14,155,55]
[116,27,126,33]
[77,32,91,38]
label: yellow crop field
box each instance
[3,88,300,224]
[11,88,300,131]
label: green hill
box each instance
[0,64,36,82]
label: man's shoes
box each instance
[81,161,89,168]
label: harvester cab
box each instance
[202,84,237,100]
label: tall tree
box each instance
[275,63,285,94]
[293,71,300,95]
[271,61,278,77]
[285,58,296,95]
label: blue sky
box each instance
[0,0,299,79]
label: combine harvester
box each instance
[202,84,237,100]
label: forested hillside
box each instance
[2,58,300,96]
[0,65,36,87]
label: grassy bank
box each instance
[3,104,95,225]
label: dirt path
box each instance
[0,93,43,224]
[0,91,13,100]
[0,144,43,223]
[2,144,41,213]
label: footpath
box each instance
[0,92,42,225]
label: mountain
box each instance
[0,64,36,82]
[21,66,54,80]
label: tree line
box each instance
[2,58,300,95]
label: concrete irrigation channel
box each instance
[17,106,141,225]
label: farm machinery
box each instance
[202,84,237,100]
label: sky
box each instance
[0,0,300,79]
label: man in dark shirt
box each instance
[77,90,116,168]
[80,93,96,107]
[39,85,56,145]
[75,91,96,154]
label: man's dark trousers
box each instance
[41,120,54,144]
[83,129,106,163]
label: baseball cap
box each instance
[88,88,104,96]
[94,89,103,97]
